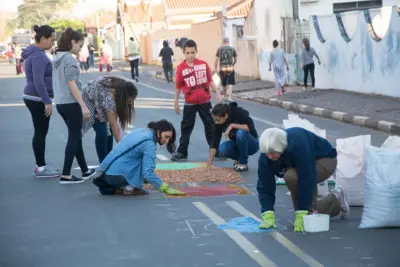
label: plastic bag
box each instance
[212,73,221,91]
[359,145,400,228]
[381,136,400,150]
[283,113,330,196]
[335,135,371,206]
[283,113,326,139]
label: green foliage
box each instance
[16,0,77,29]
[49,19,85,33]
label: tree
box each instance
[49,19,85,33]
[16,0,78,29]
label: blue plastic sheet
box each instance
[218,217,272,233]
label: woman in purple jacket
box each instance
[22,25,59,178]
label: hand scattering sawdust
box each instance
[143,167,243,190]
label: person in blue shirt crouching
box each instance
[257,127,350,232]
[93,119,185,196]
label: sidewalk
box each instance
[153,69,274,92]
[234,86,400,135]
[128,62,400,135]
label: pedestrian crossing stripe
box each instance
[276,178,336,185]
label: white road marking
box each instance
[193,202,278,267]
[156,154,170,161]
[225,201,324,267]
[73,165,99,170]
[187,182,199,187]
[250,115,283,128]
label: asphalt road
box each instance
[0,63,397,267]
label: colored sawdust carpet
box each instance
[218,217,270,233]
[154,167,243,186]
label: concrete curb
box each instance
[235,95,400,135]
[153,73,274,93]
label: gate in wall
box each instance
[294,20,310,85]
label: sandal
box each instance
[235,165,249,172]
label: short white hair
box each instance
[259,128,288,153]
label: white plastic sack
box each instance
[212,73,221,90]
[283,113,331,196]
[359,145,400,228]
[283,113,326,138]
[335,135,371,206]
[381,136,400,150]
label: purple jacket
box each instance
[22,45,53,104]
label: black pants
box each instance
[303,63,315,88]
[24,99,50,167]
[56,103,89,176]
[162,62,173,82]
[129,59,139,79]
[219,71,236,86]
[93,119,113,163]
[177,102,213,156]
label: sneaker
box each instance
[171,152,188,162]
[135,77,139,82]
[332,185,350,219]
[82,168,96,180]
[35,166,60,178]
[59,175,84,185]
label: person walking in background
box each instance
[172,39,222,162]
[14,42,23,75]
[79,43,89,74]
[215,38,237,101]
[81,76,138,163]
[87,44,95,68]
[126,37,140,82]
[301,38,321,91]
[22,25,59,178]
[53,28,95,185]
[159,40,174,83]
[99,40,112,73]
[269,40,289,96]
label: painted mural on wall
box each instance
[310,6,400,97]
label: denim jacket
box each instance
[99,128,163,190]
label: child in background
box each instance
[172,39,222,161]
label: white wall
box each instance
[299,0,398,18]
[227,18,245,43]
[310,6,400,97]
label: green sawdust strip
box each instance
[165,184,250,199]
[155,162,207,171]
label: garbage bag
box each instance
[359,145,400,228]
[381,136,400,150]
[335,135,371,206]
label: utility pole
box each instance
[221,0,227,39]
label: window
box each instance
[333,0,382,13]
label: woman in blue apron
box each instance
[93,119,185,196]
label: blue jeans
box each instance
[218,129,259,164]
[93,119,113,163]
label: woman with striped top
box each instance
[82,76,138,163]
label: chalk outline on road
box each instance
[225,201,324,267]
[193,201,279,267]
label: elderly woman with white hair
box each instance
[256,127,350,232]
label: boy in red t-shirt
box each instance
[172,39,222,161]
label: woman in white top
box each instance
[269,40,289,96]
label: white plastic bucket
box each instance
[303,214,330,233]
